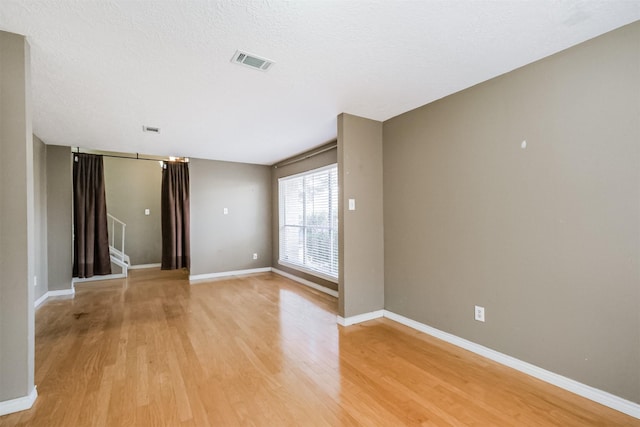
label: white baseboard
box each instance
[129,263,161,270]
[383,310,640,419]
[72,273,126,283]
[272,268,339,298]
[34,292,48,308]
[0,387,37,417]
[337,309,384,326]
[48,288,75,297]
[189,267,272,282]
[34,288,76,308]
[189,267,340,298]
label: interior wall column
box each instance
[337,113,385,320]
[0,30,37,413]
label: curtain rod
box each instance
[73,147,187,163]
[273,142,337,169]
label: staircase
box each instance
[108,213,130,277]
[72,213,131,283]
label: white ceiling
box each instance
[1,1,638,165]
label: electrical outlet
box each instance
[253,253,258,260]
[474,305,485,322]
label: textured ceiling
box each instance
[1,1,638,165]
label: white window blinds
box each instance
[279,164,338,280]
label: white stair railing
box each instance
[107,213,130,274]
[72,213,130,283]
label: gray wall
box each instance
[338,114,385,318]
[0,30,36,403]
[33,136,48,301]
[103,157,162,265]
[46,145,72,291]
[383,22,640,403]
[271,144,338,291]
[190,158,271,276]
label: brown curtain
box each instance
[73,153,112,278]
[161,162,190,270]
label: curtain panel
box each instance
[161,162,190,270]
[73,153,112,278]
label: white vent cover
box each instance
[231,50,274,72]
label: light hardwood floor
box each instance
[0,269,637,426]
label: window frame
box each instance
[278,163,338,283]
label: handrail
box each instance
[107,213,126,263]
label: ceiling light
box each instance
[231,50,274,72]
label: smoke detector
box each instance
[231,50,274,72]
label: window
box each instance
[279,164,338,281]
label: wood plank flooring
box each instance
[0,269,637,426]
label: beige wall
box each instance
[190,158,271,276]
[338,114,384,318]
[0,30,36,403]
[271,144,338,291]
[46,145,72,291]
[33,136,48,301]
[383,22,640,402]
[103,157,162,265]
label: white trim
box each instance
[336,310,384,326]
[129,263,161,270]
[34,292,48,308]
[0,387,37,416]
[277,261,338,284]
[382,310,640,419]
[34,288,76,309]
[48,288,75,297]
[189,267,272,282]
[72,273,126,283]
[272,268,339,297]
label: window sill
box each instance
[277,261,338,284]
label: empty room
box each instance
[1,1,639,426]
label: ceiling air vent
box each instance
[142,125,160,133]
[231,50,274,72]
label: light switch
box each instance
[144,209,150,216]
[348,199,356,211]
